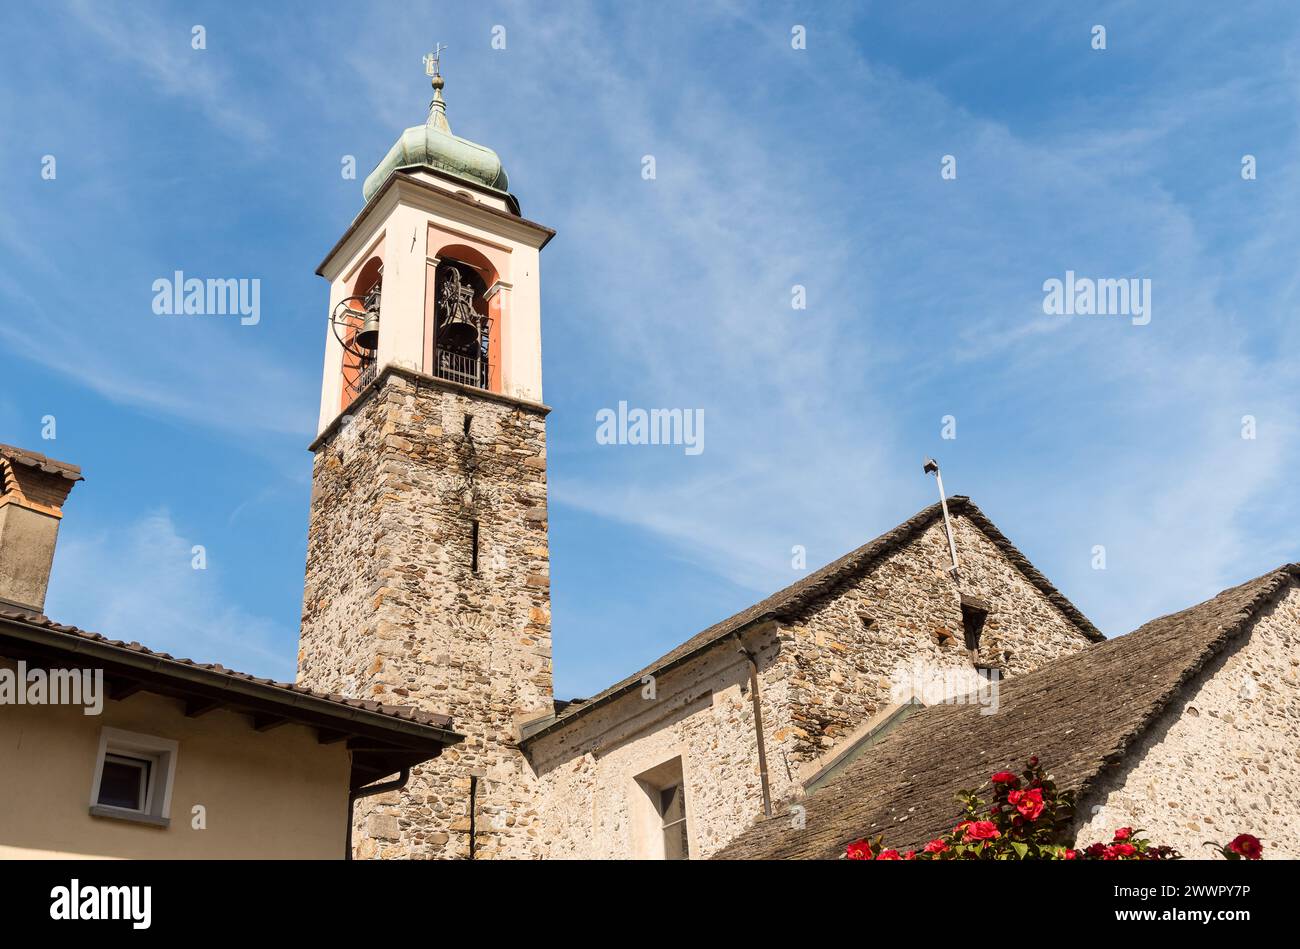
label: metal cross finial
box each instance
[424,43,447,78]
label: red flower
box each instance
[1013,787,1044,820]
[963,821,1001,842]
[1228,834,1263,860]
[841,759,1243,863]
[846,839,873,860]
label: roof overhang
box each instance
[0,443,83,482]
[0,614,463,791]
[520,496,1103,748]
[519,615,780,746]
[316,169,555,281]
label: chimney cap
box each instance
[0,443,84,483]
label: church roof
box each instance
[521,496,1103,744]
[714,562,1299,859]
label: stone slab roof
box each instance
[715,562,1299,859]
[522,496,1102,743]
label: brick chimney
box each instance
[0,444,82,614]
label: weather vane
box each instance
[424,43,447,78]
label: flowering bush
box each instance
[844,757,1262,861]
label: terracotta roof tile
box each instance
[0,608,453,730]
[0,443,83,482]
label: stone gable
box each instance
[776,512,1094,767]
[716,563,1299,860]
[525,507,1096,858]
[1073,580,1300,858]
[300,367,1099,859]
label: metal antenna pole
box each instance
[924,458,959,579]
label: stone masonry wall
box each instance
[1074,581,1300,858]
[773,513,1095,774]
[298,369,552,859]
[527,510,1095,857]
[527,624,793,859]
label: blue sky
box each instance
[2,1,1298,698]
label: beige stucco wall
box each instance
[1074,581,1300,858]
[0,675,351,859]
[527,511,1095,858]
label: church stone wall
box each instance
[1074,581,1300,859]
[299,363,1094,860]
[776,513,1096,773]
[527,511,1095,858]
[298,368,552,859]
[527,624,796,859]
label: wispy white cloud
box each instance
[7,0,1300,699]
[45,509,297,681]
[503,0,1300,644]
[66,0,271,147]
[0,306,313,442]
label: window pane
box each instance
[98,756,149,810]
[660,783,689,860]
[659,785,685,825]
[664,819,689,860]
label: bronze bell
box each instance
[438,268,481,351]
[439,311,480,350]
[354,305,380,351]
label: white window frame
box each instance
[88,727,178,828]
[99,752,153,812]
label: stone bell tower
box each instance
[297,51,555,859]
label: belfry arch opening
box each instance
[339,255,383,407]
[430,243,501,393]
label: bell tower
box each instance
[297,52,555,859]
